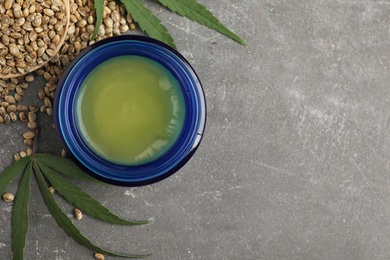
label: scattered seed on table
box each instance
[2,192,14,203]
[94,253,105,260]
[74,208,82,220]
[23,138,33,146]
[23,130,35,139]
[13,153,21,161]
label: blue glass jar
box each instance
[54,35,206,186]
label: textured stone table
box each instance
[2,0,390,259]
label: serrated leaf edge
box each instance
[121,0,177,49]
[0,156,31,195]
[34,154,102,183]
[11,161,32,260]
[158,0,245,45]
[92,0,104,39]
[33,161,148,258]
[39,162,149,226]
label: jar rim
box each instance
[54,35,206,186]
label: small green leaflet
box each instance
[120,0,177,49]
[92,0,104,39]
[33,162,148,258]
[158,0,245,45]
[34,154,102,183]
[1,155,149,258]
[0,156,30,195]
[11,162,32,260]
[91,0,244,48]
[39,163,149,226]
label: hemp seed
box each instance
[74,208,82,220]
[23,130,35,139]
[94,253,105,260]
[2,192,14,202]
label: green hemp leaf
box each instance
[92,0,245,48]
[121,0,177,49]
[11,162,32,260]
[157,0,245,45]
[1,154,149,259]
[92,0,104,39]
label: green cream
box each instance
[75,55,186,165]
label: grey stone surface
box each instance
[2,0,390,259]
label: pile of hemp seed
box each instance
[0,0,136,161]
